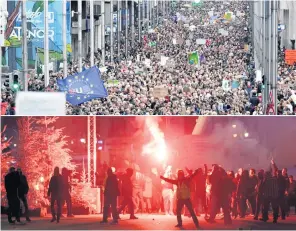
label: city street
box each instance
[2,214,296,230]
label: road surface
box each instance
[2,214,296,230]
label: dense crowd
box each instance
[277,48,296,115]
[101,159,296,227]
[2,1,268,115]
[5,158,296,227]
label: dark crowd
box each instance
[4,166,74,224]
[5,158,296,229]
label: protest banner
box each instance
[232,80,240,89]
[160,56,170,66]
[285,50,296,65]
[222,79,231,91]
[153,86,168,98]
[107,79,120,86]
[144,59,151,67]
[196,39,207,45]
[222,30,229,36]
[16,92,66,115]
[256,70,262,82]
[99,66,108,73]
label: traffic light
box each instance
[12,74,20,91]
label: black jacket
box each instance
[119,174,133,197]
[48,175,63,199]
[104,174,120,198]
[19,174,29,196]
[5,172,20,197]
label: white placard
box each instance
[208,11,214,17]
[222,30,229,36]
[99,66,108,73]
[16,92,66,115]
[153,86,168,98]
[144,58,151,67]
[222,79,231,91]
[160,56,169,66]
[256,70,262,83]
[173,38,177,45]
[196,39,207,45]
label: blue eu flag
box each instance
[57,66,108,106]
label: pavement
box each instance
[1,214,296,230]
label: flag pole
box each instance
[62,0,67,77]
[78,0,82,72]
[156,0,158,25]
[117,0,121,58]
[125,0,128,62]
[22,0,28,91]
[90,0,94,66]
[131,0,134,48]
[138,0,141,43]
[44,0,49,87]
[110,0,114,63]
[101,0,105,65]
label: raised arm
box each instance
[270,159,278,176]
[204,164,208,176]
[160,176,178,185]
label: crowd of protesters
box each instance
[2,1,269,115]
[277,47,296,115]
[4,158,296,228]
[97,159,296,228]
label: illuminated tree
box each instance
[17,117,75,208]
[1,126,15,206]
[16,117,96,211]
[71,158,97,211]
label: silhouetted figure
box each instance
[206,165,233,225]
[261,171,279,223]
[48,167,63,223]
[62,168,74,217]
[101,168,120,224]
[5,167,21,224]
[117,168,138,219]
[17,168,31,222]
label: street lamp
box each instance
[232,124,236,128]
[80,138,86,143]
[13,144,17,147]
[233,134,238,138]
[244,132,249,138]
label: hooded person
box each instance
[261,171,279,223]
[17,168,31,222]
[101,167,120,224]
[61,168,74,218]
[160,169,200,229]
[117,168,138,219]
[206,166,233,225]
[5,167,21,224]
[48,167,63,223]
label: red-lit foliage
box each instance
[1,126,15,206]
[16,117,94,210]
